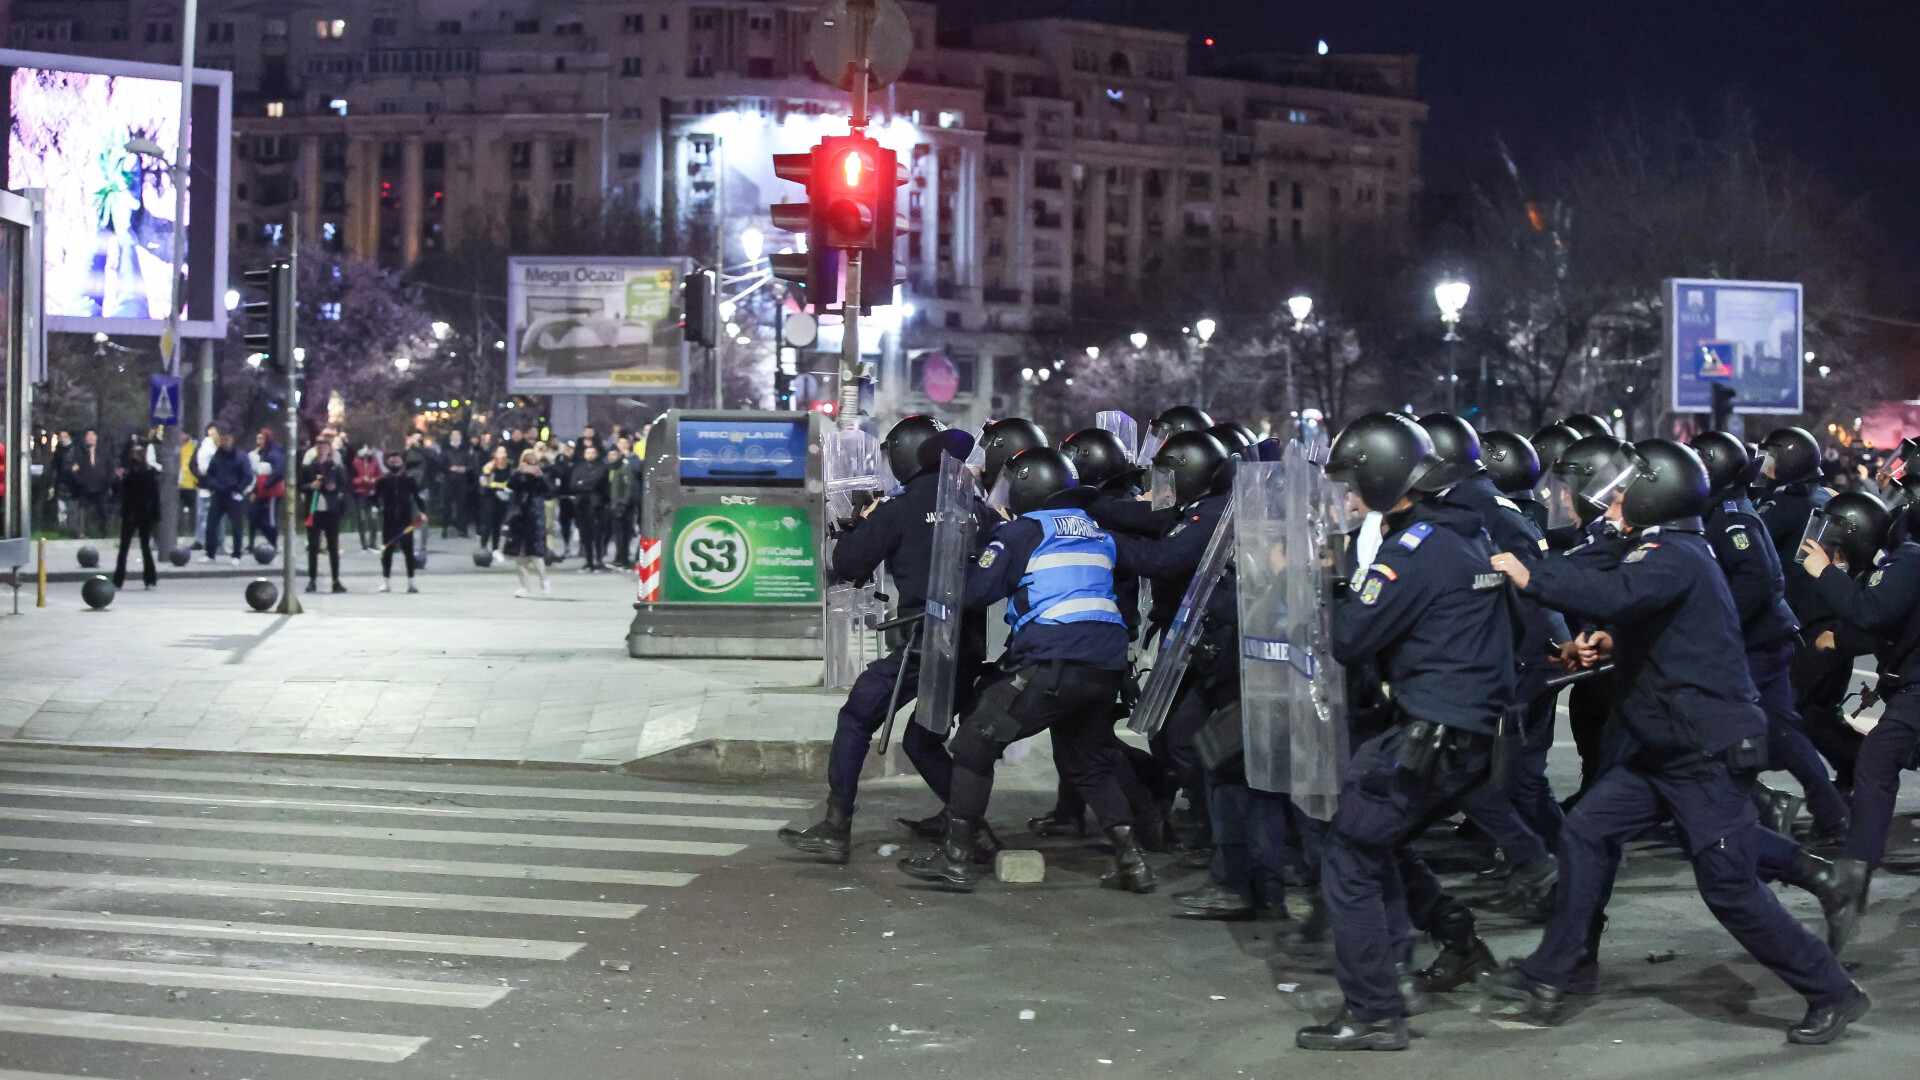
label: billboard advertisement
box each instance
[0,48,231,339]
[676,418,809,486]
[507,256,692,395]
[1667,278,1803,415]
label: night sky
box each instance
[938,0,1920,302]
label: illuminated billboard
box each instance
[0,48,231,339]
[507,256,694,395]
[1667,278,1803,415]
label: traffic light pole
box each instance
[277,218,302,615]
[836,0,875,433]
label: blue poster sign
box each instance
[1667,278,1803,415]
[148,374,182,426]
[676,419,809,487]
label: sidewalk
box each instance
[0,541,865,778]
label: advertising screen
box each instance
[677,419,809,486]
[507,256,692,395]
[1667,278,1803,415]
[0,49,231,339]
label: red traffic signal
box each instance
[819,135,883,249]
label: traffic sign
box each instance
[148,374,182,426]
[809,0,913,92]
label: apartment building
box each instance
[11,4,1424,420]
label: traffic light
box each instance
[770,147,832,311]
[1710,382,1737,432]
[768,136,907,313]
[819,135,883,249]
[241,261,294,373]
[682,268,717,347]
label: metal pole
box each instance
[835,0,873,433]
[277,214,302,614]
[155,0,199,557]
[712,138,725,410]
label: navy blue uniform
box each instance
[1705,495,1848,831]
[1323,496,1516,1022]
[821,469,989,815]
[1513,529,1852,1011]
[1806,541,1920,867]
[943,507,1138,830]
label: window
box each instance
[436,20,461,34]
[320,302,343,320]
[621,14,645,33]
[263,18,288,39]
[1107,51,1130,76]
[1071,46,1097,72]
[316,19,346,39]
[620,57,643,77]
[372,17,399,36]
[321,139,347,171]
[379,140,402,168]
[1267,217,1278,243]
[321,181,346,211]
[376,100,403,114]
[144,22,173,43]
[1288,109,1310,124]
[987,197,1006,218]
[747,57,773,77]
[688,55,713,77]
[554,20,583,35]
[1144,171,1164,199]
[1185,171,1211,198]
[1146,52,1174,80]
[554,57,567,72]
[1290,218,1303,245]
[514,19,539,34]
[553,182,574,209]
[552,140,576,169]
[620,106,644,119]
[510,142,533,169]
[748,15,773,30]
[1290,181,1303,210]
[937,110,961,129]
[205,21,235,44]
[661,15,670,29]
[692,12,718,29]
[424,143,446,169]
[327,98,348,116]
[617,152,642,168]
[265,101,285,118]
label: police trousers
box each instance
[947,663,1130,829]
[1750,639,1849,829]
[826,648,954,815]
[1324,724,1493,1021]
[1844,690,1920,867]
[1522,762,1852,1009]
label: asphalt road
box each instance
[1,747,1917,1080]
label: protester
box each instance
[441,428,476,538]
[66,429,114,538]
[374,448,426,593]
[200,428,252,563]
[478,444,512,558]
[505,448,553,597]
[247,428,287,554]
[572,442,611,571]
[607,445,636,570]
[300,435,350,593]
[111,434,160,589]
[192,422,220,548]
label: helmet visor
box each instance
[1150,465,1178,510]
[985,473,1012,514]
[1545,460,1637,530]
[1797,509,1843,565]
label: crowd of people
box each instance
[779,404,1920,1053]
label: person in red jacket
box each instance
[349,444,385,550]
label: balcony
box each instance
[1032,288,1063,306]
[1032,211,1063,230]
[1033,170,1063,190]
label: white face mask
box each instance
[1355,511,1386,574]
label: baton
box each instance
[1544,662,1615,691]
[877,614,926,755]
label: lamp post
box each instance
[1129,331,1148,351]
[1285,294,1312,439]
[1434,280,1469,414]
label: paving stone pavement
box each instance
[0,543,844,770]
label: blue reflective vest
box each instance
[1007,508,1126,635]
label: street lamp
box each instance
[1434,279,1470,413]
[393,356,411,373]
[741,226,765,264]
[1286,294,1313,330]
[224,288,241,312]
[1084,346,1099,360]
[1129,331,1148,350]
[1195,317,1217,344]
[1283,294,1315,435]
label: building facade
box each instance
[13,3,1425,423]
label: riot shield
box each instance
[1129,496,1236,736]
[822,427,883,528]
[1096,410,1140,463]
[913,452,979,734]
[824,581,883,690]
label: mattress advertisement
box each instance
[506,256,692,395]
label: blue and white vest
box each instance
[1007,508,1126,634]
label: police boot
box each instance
[1785,852,1870,954]
[1757,783,1805,837]
[972,820,1005,865]
[1396,962,1433,1016]
[1028,807,1090,838]
[777,804,852,865]
[1295,896,1330,945]
[1295,1008,1408,1051]
[899,816,987,891]
[897,811,947,841]
[1171,883,1253,919]
[1480,960,1568,1025]
[1101,825,1158,894]
[1411,907,1497,992]
[1788,983,1871,1045]
[1503,854,1560,918]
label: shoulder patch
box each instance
[1537,537,1550,551]
[1725,500,1739,513]
[1494,495,1521,513]
[1397,521,1434,551]
[1359,576,1384,605]
[1870,569,1885,586]
[1374,563,1398,581]
[1731,532,1750,550]
[978,541,1002,569]
[1622,542,1660,564]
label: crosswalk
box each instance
[0,754,807,1076]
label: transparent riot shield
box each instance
[1129,497,1236,736]
[1290,439,1348,818]
[822,427,883,530]
[1096,410,1140,463]
[824,581,881,691]
[822,428,886,689]
[913,453,979,735]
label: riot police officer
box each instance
[1692,430,1850,841]
[1487,439,1867,1046]
[1800,491,1918,909]
[1483,429,1547,532]
[979,417,1049,492]
[899,449,1152,892]
[779,417,987,864]
[1563,413,1613,441]
[1294,413,1517,1051]
[1755,426,1831,569]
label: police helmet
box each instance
[1004,448,1078,516]
[881,414,946,482]
[1153,430,1230,507]
[1689,430,1752,495]
[1148,405,1214,438]
[1564,413,1614,440]
[1623,439,1710,529]
[1417,412,1484,489]
[980,417,1048,487]
[1481,430,1542,494]
[1325,413,1442,513]
[1819,491,1892,570]
[1207,423,1258,458]
[1554,435,1638,524]
[1060,427,1133,488]
[1758,427,1822,486]
[1530,422,1581,473]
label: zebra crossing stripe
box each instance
[0,806,746,855]
[0,953,510,1008]
[0,1003,428,1061]
[0,761,813,809]
[0,906,582,959]
[0,782,788,830]
[0,869,644,919]
[1,1068,135,1080]
[0,835,698,887]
